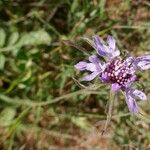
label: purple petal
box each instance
[132,89,147,100]
[127,67,136,75]
[100,72,107,81]
[86,63,97,72]
[107,35,120,58]
[125,91,138,113]
[89,55,99,64]
[82,72,99,81]
[93,35,109,57]
[125,56,135,66]
[136,61,150,70]
[111,83,121,92]
[74,61,87,71]
[107,35,116,50]
[113,49,120,58]
[135,55,150,70]
[125,75,137,88]
[89,55,106,72]
[136,55,150,61]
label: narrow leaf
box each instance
[0,54,5,70]
[0,28,6,47]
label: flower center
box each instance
[101,58,134,87]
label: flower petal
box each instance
[132,89,147,100]
[134,55,150,70]
[100,72,108,81]
[93,35,110,57]
[89,55,99,64]
[113,49,120,58]
[111,83,121,92]
[107,35,116,50]
[136,55,150,61]
[74,61,87,71]
[125,91,138,113]
[125,56,135,65]
[89,55,106,72]
[136,61,150,70]
[82,72,99,81]
[86,63,97,72]
[107,35,120,58]
[125,75,137,88]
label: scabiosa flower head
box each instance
[75,35,150,113]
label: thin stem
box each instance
[101,90,115,135]
[0,89,101,107]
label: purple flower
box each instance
[75,35,149,113]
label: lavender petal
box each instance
[107,35,116,50]
[136,61,150,70]
[74,61,87,71]
[125,75,137,88]
[89,55,106,72]
[134,55,150,70]
[125,56,135,65]
[100,72,109,82]
[125,91,138,113]
[82,72,99,81]
[136,55,150,61]
[86,63,97,72]
[89,55,99,64]
[132,89,147,100]
[113,49,120,58]
[93,35,109,57]
[111,83,121,92]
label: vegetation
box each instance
[0,0,149,149]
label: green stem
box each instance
[0,89,101,107]
[101,90,115,135]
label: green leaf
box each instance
[16,30,51,47]
[71,0,79,13]
[0,53,5,70]
[0,28,6,47]
[99,0,106,19]
[8,32,19,46]
[0,107,16,127]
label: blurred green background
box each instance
[0,0,150,149]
